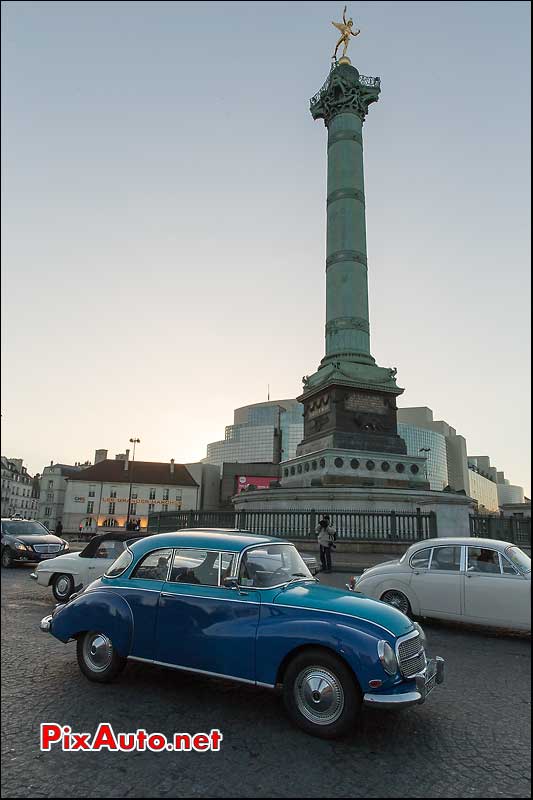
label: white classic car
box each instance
[351,537,531,632]
[30,533,141,601]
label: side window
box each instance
[500,554,519,576]
[214,552,236,582]
[169,549,220,586]
[131,549,173,581]
[429,546,461,572]
[410,548,431,569]
[94,540,126,560]
[467,547,501,574]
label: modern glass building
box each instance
[204,400,304,473]
[397,424,449,490]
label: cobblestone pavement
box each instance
[1,565,531,799]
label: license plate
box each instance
[39,553,55,559]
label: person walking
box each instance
[55,520,63,537]
[316,514,336,573]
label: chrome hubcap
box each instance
[56,577,70,596]
[294,666,344,725]
[83,633,113,672]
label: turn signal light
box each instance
[368,679,383,688]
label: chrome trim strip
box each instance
[127,655,275,688]
[160,591,260,605]
[263,602,396,637]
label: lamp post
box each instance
[419,447,431,484]
[126,437,140,529]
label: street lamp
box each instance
[126,437,140,529]
[419,447,431,483]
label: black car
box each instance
[1,518,70,568]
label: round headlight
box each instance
[377,640,398,676]
[413,621,427,648]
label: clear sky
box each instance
[1,1,531,494]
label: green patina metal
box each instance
[305,60,401,396]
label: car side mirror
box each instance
[223,577,239,590]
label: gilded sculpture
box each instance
[332,6,360,60]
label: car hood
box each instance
[13,533,65,546]
[273,581,413,637]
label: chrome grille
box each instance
[397,633,426,678]
[33,544,61,554]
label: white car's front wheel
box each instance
[52,573,74,602]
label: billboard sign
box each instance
[236,476,273,494]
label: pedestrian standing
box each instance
[316,515,336,573]
[55,520,63,537]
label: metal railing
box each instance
[470,515,531,547]
[147,508,437,542]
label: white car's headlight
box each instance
[413,621,427,648]
[377,640,398,676]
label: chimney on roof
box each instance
[170,458,175,474]
[124,449,130,471]
[50,461,53,467]
[95,449,108,464]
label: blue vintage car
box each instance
[40,530,444,738]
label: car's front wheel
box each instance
[52,573,74,602]
[380,589,411,617]
[1,547,14,568]
[282,648,362,739]
[76,631,127,683]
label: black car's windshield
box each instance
[238,544,313,588]
[2,521,49,536]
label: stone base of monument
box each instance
[280,448,428,490]
[233,484,474,539]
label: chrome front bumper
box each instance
[363,656,445,710]
[40,614,53,633]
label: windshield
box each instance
[2,521,50,536]
[505,546,531,574]
[105,549,133,577]
[238,544,313,588]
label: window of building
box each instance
[149,488,156,500]
[110,488,117,499]
[132,491,138,500]
[102,518,119,528]
[86,501,94,514]
[47,492,54,501]
[163,489,169,501]
[45,507,52,516]
[108,502,116,514]
[48,480,54,489]
[148,503,155,513]
[88,486,96,498]
[130,504,137,515]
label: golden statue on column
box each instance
[332,5,360,62]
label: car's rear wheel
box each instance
[1,547,13,568]
[76,631,126,683]
[52,573,74,602]
[381,589,411,617]
[282,648,362,739]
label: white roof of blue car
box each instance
[129,529,284,556]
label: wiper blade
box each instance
[280,573,317,592]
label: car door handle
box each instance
[413,571,420,575]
